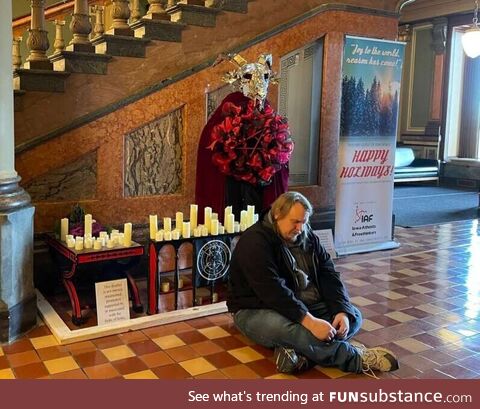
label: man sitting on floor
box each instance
[227,191,399,376]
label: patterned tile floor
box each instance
[1,219,479,379]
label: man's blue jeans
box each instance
[233,303,363,373]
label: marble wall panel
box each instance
[206,84,236,120]
[23,151,97,202]
[124,108,183,197]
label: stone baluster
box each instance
[68,0,93,52]
[146,0,168,19]
[12,36,22,70]
[53,20,66,53]
[131,0,142,23]
[24,0,52,69]
[93,5,105,38]
[166,0,176,8]
[108,0,133,35]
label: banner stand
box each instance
[336,240,400,256]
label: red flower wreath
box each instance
[207,100,294,186]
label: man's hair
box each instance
[271,191,313,222]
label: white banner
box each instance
[335,36,405,255]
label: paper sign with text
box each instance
[95,278,130,326]
[314,229,337,259]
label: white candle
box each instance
[182,222,191,238]
[226,214,235,234]
[106,239,114,248]
[67,238,75,248]
[218,225,225,234]
[172,230,180,240]
[84,214,92,237]
[84,237,93,249]
[224,206,232,225]
[111,229,119,235]
[164,231,172,241]
[99,231,108,239]
[163,217,172,232]
[75,237,84,251]
[240,222,247,232]
[118,233,125,246]
[123,222,132,247]
[204,207,212,233]
[193,227,201,237]
[234,221,240,233]
[240,210,247,226]
[60,218,69,242]
[253,213,259,223]
[247,205,255,227]
[149,215,158,240]
[212,212,218,220]
[211,219,219,235]
[155,230,164,242]
[175,211,183,231]
[190,204,198,230]
[201,226,209,236]
[93,238,102,250]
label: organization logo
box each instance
[196,240,231,281]
[354,205,373,224]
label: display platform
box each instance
[37,289,228,345]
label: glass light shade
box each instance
[462,27,480,58]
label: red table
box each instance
[44,234,144,325]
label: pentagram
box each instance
[196,240,231,281]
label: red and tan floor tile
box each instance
[1,219,479,379]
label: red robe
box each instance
[195,92,289,223]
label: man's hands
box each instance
[332,312,350,339]
[301,313,336,342]
[301,312,350,342]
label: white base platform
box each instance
[36,290,228,345]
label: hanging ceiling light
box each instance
[462,0,480,58]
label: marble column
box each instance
[0,1,36,343]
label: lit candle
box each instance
[106,238,114,248]
[190,204,198,230]
[201,226,208,236]
[240,222,247,232]
[123,222,132,247]
[240,210,247,226]
[212,212,218,220]
[211,219,219,235]
[175,212,183,231]
[84,214,92,237]
[218,225,225,234]
[234,222,240,233]
[172,230,180,240]
[149,215,158,240]
[193,227,201,237]
[164,231,172,241]
[75,237,84,251]
[118,233,125,246]
[93,238,102,250]
[247,205,255,227]
[224,206,232,226]
[161,281,170,293]
[163,217,172,232]
[67,237,75,248]
[226,214,235,234]
[84,237,93,249]
[60,218,69,242]
[182,222,191,238]
[155,230,164,242]
[204,207,212,233]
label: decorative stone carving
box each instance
[24,0,52,69]
[23,152,97,202]
[146,0,169,19]
[109,0,132,32]
[68,0,94,52]
[53,20,66,53]
[131,0,143,22]
[124,108,183,197]
[93,5,105,38]
[12,37,22,70]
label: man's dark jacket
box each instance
[227,215,356,323]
